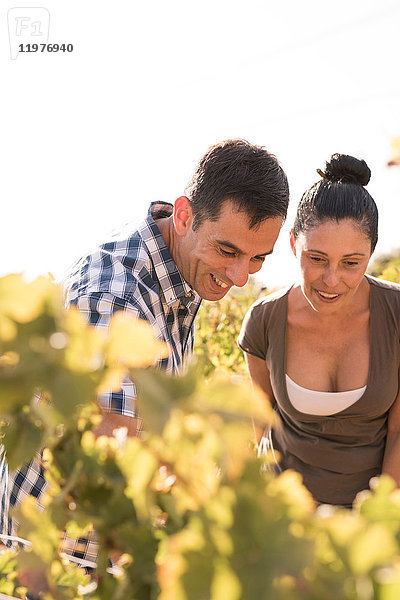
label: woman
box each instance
[238,153,400,507]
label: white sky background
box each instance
[1,0,400,289]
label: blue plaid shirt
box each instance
[65,201,202,418]
[0,202,202,566]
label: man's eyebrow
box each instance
[306,249,367,257]
[216,239,274,257]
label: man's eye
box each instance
[219,248,236,257]
[251,256,265,263]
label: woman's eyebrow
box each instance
[305,249,328,255]
[306,249,367,257]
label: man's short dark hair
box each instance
[185,139,289,231]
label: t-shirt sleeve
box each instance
[237,300,268,360]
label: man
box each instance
[65,138,289,439]
[2,138,289,576]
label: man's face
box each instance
[175,199,282,300]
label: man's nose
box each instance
[225,260,249,288]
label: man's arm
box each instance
[68,293,144,436]
[94,412,138,437]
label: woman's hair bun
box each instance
[318,154,371,186]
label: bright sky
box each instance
[1,0,400,289]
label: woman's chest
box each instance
[285,317,370,392]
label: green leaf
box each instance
[4,412,42,470]
[349,525,398,575]
[0,273,59,324]
[211,562,241,600]
[0,549,18,575]
[48,368,99,419]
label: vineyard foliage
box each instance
[1,274,400,599]
[369,250,400,284]
[194,278,267,376]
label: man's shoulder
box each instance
[65,222,155,300]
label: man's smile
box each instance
[211,273,229,289]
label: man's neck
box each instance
[155,215,178,265]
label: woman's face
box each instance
[290,219,372,313]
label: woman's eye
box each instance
[309,256,323,262]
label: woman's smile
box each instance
[315,289,342,302]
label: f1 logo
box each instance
[7,7,50,59]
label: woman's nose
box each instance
[322,265,340,287]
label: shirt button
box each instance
[185,291,192,298]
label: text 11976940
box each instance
[18,43,73,53]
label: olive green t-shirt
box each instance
[238,275,400,506]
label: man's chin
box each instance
[200,287,230,301]
[191,273,231,300]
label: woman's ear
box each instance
[289,230,297,257]
[173,196,193,236]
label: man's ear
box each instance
[289,230,297,257]
[173,196,193,236]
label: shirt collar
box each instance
[138,202,200,307]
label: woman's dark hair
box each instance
[185,139,289,231]
[292,154,378,251]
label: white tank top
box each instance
[285,374,367,416]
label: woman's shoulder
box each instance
[238,283,294,358]
[367,274,400,297]
[241,282,294,330]
[367,275,400,329]
[241,283,294,335]
[248,282,294,313]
